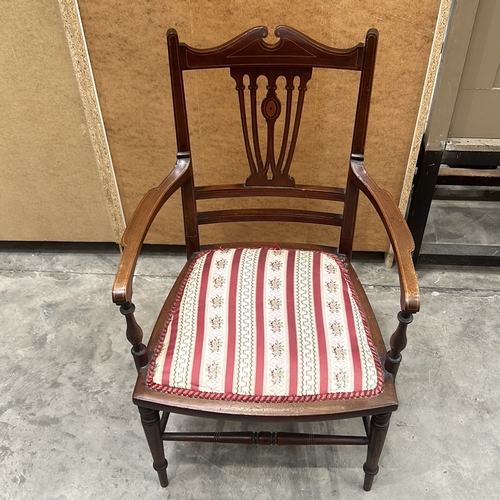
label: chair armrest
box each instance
[112,154,191,305]
[349,157,420,313]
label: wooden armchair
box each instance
[112,26,420,491]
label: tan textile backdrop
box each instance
[77,1,441,250]
[0,0,117,242]
[0,1,441,248]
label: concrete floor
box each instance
[1,245,500,499]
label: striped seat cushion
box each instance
[147,248,383,402]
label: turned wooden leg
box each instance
[385,311,413,379]
[119,302,148,372]
[363,412,391,491]
[138,406,168,487]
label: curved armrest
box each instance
[350,158,420,313]
[112,155,191,305]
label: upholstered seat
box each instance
[148,247,383,402]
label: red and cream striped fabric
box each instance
[147,248,383,402]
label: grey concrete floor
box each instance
[1,246,499,499]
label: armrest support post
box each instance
[385,311,413,379]
[120,302,148,372]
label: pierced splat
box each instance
[231,67,312,186]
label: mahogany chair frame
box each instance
[112,26,420,491]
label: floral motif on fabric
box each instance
[212,275,226,288]
[270,341,284,357]
[268,297,282,311]
[215,259,228,269]
[325,263,338,275]
[270,366,284,386]
[332,344,347,361]
[206,363,220,380]
[209,338,223,353]
[270,260,283,271]
[268,277,282,290]
[211,295,223,308]
[327,300,341,314]
[269,319,283,333]
[210,316,223,329]
[329,321,344,338]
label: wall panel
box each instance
[77,0,441,250]
[0,0,119,242]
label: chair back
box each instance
[167,26,378,256]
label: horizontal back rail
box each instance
[195,184,346,201]
[197,209,343,226]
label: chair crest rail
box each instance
[175,26,365,70]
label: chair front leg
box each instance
[138,406,169,487]
[363,412,392,491]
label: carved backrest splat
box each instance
[231,68,312,186]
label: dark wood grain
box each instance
[162,432,369,446]
[197,209,343,226]
[195,184,346,201]
[176,26,364,70]
[112,154,191,305]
